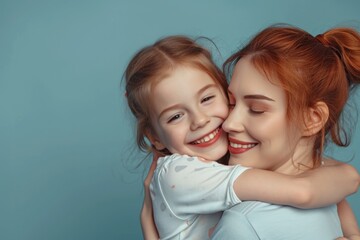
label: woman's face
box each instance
[222,56,303,171]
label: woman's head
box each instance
[125,36,229,160]
[223,25,360,167]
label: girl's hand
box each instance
[337,199,360,238]
[140,151,162,240]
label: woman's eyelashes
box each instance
[249,108,265,114]
[248,103,267,114]
[227,100,266,114]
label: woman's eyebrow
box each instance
[244,94,275,101]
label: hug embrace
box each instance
[124,24,360,239]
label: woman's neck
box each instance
[274,138,317,175]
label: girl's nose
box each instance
[190,112,210,131]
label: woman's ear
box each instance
[302,101,329,137]
[145,129,166,151]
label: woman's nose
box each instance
[222,108,243,133]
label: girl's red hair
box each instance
[125,36,229,162]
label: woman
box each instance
[211,25,360,239]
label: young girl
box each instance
[124,36,360,240]
[211,25,360,239]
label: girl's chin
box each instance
[228,157,242,166]
[196,151,228,162]
[228,157,253,167]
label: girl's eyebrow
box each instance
[197,83,218,96]
[159,83,218,118]
[244,94,275,101]
[159,104,182,119]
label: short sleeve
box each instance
[151,154,249,219]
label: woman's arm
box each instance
[233,161,359,208]
[337,199,360,239]
[140,153,159,240]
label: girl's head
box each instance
[125,36,229,161]
[223,25,360,168]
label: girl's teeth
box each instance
[194,129,219,144]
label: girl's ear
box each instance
[145,129,166,151]
[302,101,329,137]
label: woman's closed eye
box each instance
[249,107,265,114]
[247,102,268,114]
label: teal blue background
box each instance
[1,0,360,239]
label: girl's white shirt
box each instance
[150,153,249,240]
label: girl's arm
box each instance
[337,199,360,239]
[140,154,159,240]
[233,161,359,209]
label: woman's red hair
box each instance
[224,25,360,165]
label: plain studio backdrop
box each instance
[1,0,360,239]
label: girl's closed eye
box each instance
[201,95,215,104]
[167,113,184,123]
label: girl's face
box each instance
[223,57,303,171]
[150,66,229,161]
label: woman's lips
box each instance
[228,138,257,154]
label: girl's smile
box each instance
[190,127,223,147]
[150,65,229,161]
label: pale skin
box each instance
[140,153,159,240]
[141,64,360,239]
[224,56,360,238]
